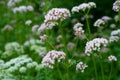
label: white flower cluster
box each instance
[0,60,4,70]
[110,24,116,29]
[76,61,88,72]
[25,20,32,26]
[73,23,84,38]
[114,15,119,22]
[101,16,111,22]
[1,25,14,32]
[4,55,38,73]
[45,8,71,23]
[113,0,120,12]
[85,38,108,56]
[71,2,96,13]
[37,22,58,34]
[0,70,17,80]
[41,50,66,69]
[94,19,105,27]
[109,36,119,42]
[32,25,39,33]
[108,55,117,62]
[12,5,34,13]
[24,39,46,57]
[1,42,24,59]
[7,0,22,7]
[24,39,43,47]
[40,34,48,41]
[37,23,46,34]
[37,8,70,33]
[67,42,75,51]
[30,44,47,57]
[111,29,120,36]
[109,29,120,42]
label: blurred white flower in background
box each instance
[1,25,14,32]
[32,25,39,33]
[13,5,34,13]
[19,67,27,73]
[108,55,117,62]
[101,16,111,22]
[114,15,119,22]
[76,61,88,72]
[73,23,84,38]
[109,29,120,42]
[40,34,48,41]
[113,0,120,12]
[71,2,96,13]
[25,20,32,26]
[7,0,22,7]
[110,24,116,29]
[94,19,105,27]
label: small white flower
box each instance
[110,24,116,28]
[101,16,111,22]
[27,5,34,11]
[25,20,32,26]
[12,5,34,13]
[40,34,48,41]
[88,2,96,8]
[56,35,62,42]
[109,36,119,42]
[109,29,120,42]
[111,29,120,36]
[7,0,22,7]
[71,2,96,13]
[108,55,117,62]
[73,23,84,38]
[26,63,34,69]
[71,6,80,13]
[94,19,105,27]
[114,15,119,22]
[19,67,27,73]
[67,42,75,50]
[76,61,88,72]
[32,25,39,33]
[1,25,13,32]
[113,0,120,12]
[41,50,66,69]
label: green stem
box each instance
[46,41,56,50]
[59,22,68,54]
[85,14,91,40]
[100,60,104,80]
[73,38,79,54]
[109,63,113,80]
[118,11,120,27]
[57,63,63,80]
[99,53,104,80]
[92,54,98,80]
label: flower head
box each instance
[76,61,88,72]
[41,50,66,69]
[85,38,108,56]
[94,19,105,27]
[71,2,96,13]
[108,55,117,62]
[113,0,120,12]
